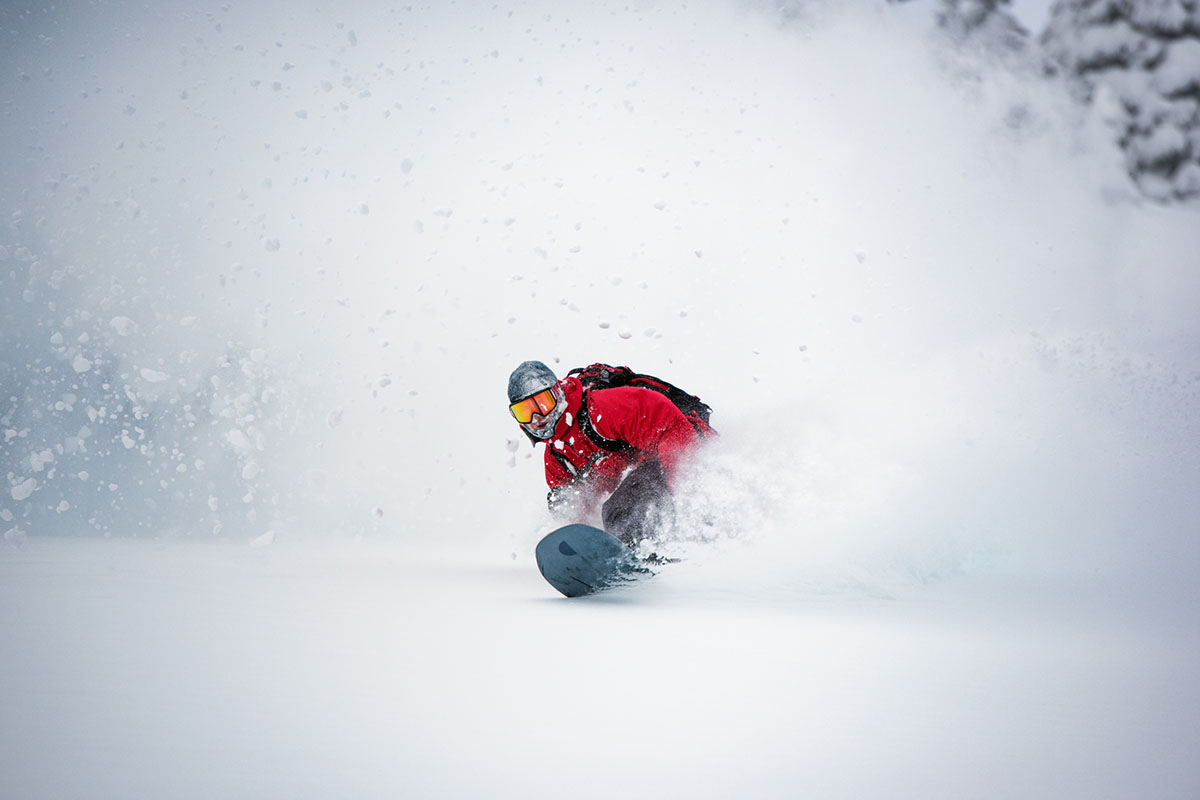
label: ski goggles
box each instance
[509,388,558,424]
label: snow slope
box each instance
[2,1,1198,798]
[2,538,1196,800]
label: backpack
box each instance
[567,363,713,453]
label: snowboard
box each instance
[535,523,651,597]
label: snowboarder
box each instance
[507,360,713,548]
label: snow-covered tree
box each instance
[937,0,1029,53]
[1042,0,1200,202]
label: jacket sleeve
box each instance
[588,387,702,489]
[544,446,607,518]
[544,448,572,489]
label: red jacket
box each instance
[542,376,711,496]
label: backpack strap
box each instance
[576,390,634,453]
[548,447,579,478]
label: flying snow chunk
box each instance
[30,449,54,472]
[110,316,139,335]
[10,478,36,501]
[72,355,92,373]
[249,529,276,549]
[226,430,256,454]
[140,367,169,383]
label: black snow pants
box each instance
[601,459,674,547]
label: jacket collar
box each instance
[552,376,584,439]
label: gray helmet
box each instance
[508,360,565,442]
[507,360,558,403]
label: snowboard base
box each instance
[535,523,651,597]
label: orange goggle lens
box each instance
[510,388,557,424]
